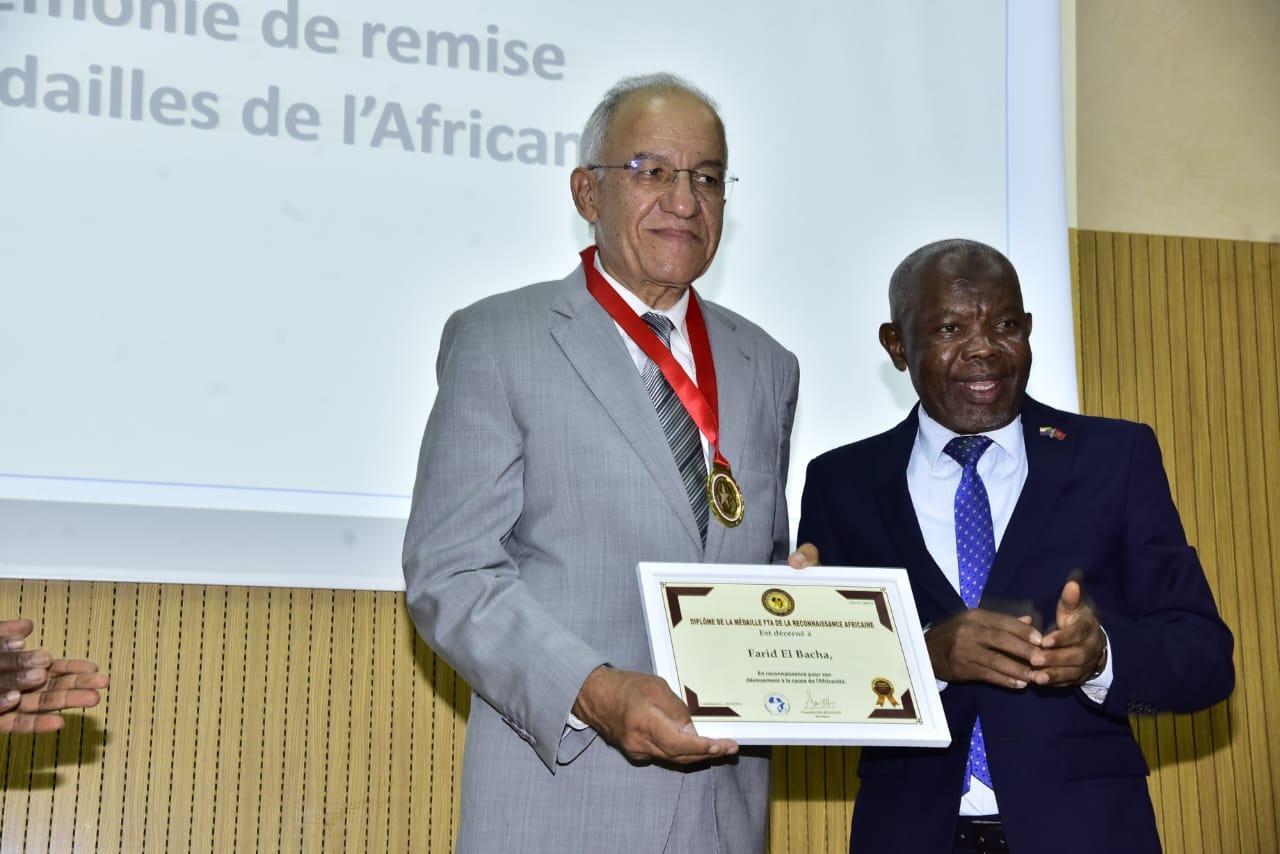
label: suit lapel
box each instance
[983,398,1077,602]
[881,407,967,617]
[698,300,751,560]
[548,267,704,549]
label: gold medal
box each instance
[706,462,744,527]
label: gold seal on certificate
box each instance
[871,677,898,707]
[706,462,744,527]
[761,588,795,616]
[636,563,949,747]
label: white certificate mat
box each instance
[637,563,949,747]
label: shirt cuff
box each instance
[1079,626,1113,704]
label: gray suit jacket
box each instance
[403,264,799,853]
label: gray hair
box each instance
[888,238,1017,324]
[578,73,724,167]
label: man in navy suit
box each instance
[798,238,1234,853]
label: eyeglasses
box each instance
[588,157,738,202]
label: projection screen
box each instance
[0,1,1074,589]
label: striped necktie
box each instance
[642,312,708,542]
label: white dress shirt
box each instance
[907,405,1113,816]
[595,255,710,464]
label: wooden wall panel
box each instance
[0,582,470,853]
[1072,231,1280,854]
[1,230,1275,853]
[769,745,857,854]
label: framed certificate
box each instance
[636,562,950,747]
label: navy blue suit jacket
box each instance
[798,397,1234,854]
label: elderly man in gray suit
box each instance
[403,72,807,853]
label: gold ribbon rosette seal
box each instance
[871,677,899,707]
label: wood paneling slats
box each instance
[1071,230,1280,854]
[1219,241,1269,852]
[1129,235,1157,425]
[1201,239,1254,854]
[1253,243,1280,853]
[768,744,856,854]
[0,582,468,853]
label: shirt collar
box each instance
[593,252,690,328]
[917,404,1025,469]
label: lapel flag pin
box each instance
[1039,426,1066,440]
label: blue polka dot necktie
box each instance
[944,434,995,793]
[641,313,709,543]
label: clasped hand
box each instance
[927,579,1106,689]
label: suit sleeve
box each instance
[797,456,844,566]
[772,350,801,562]
[1097,424,1235,716]
[402,310,606,772]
